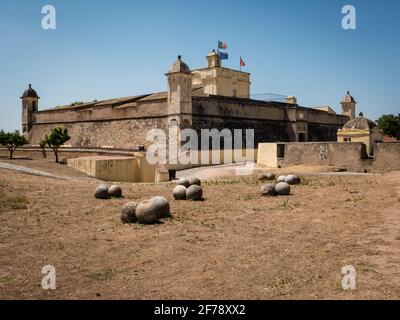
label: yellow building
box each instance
[337,112,383,156]
[191,50,251,98]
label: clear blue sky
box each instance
[0,0,399,131]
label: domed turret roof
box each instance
[341,91,356,104]
[21,84,39,99]
[342,112,377,131]
[168,55,190,73]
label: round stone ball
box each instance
[95,185,109,199]
[186,185,203,201]
[188,176,201,186]
[136,196,170,224]
[275,182,291,195]
[108,185,123,198]
[285,175,300,185]
[177,177,191,188]
[120,201,138,224]
[150,196,170,218]
[173,185,187,200]
[293,174,301,184]
[259,173,276,181]
[260,183,276,196]
[277,175,286,183]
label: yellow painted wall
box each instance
[257,143,279,167]
[192,67,250,98]
[168,148,257,170]
[68,155,157,183]
[135,153,156,183]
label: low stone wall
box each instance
[257,142,400,172]
[374,142,400,172]
[279,142,369,170]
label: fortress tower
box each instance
[191,50,251,98]
[21,84,39,134]
[341,91,357,119]
[166,55,193,128]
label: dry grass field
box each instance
[0,150,400,299]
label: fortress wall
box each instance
[33,100,168,124]
[192,97,286,121]
[29,117,168,149]
[192,98,290,146]
[302,108,349,125]
[307,123,343,141]
[192,97,347,143]
[192,116,289,147]
[29,96,348,149]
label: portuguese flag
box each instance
[218,40,227,49]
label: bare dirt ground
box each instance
[0,150,399,300]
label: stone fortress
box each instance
[22,50,355,150]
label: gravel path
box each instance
[0,161,67,179]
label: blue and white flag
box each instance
[218,51,229,60]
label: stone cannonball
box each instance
[120,201,138,224]
[186,185,203,201]
[259,173,276,181]
[136,196,170,224]
[95,185,109,199]
[285,175,300,185]
[275,182,291,196]
[277,175,286,183]
[109,185,123,198]
[260,183,276,197]
[173,185,187,200]
[188,176,201,186]
[177,177,191,188]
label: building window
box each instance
[233,89,237,97]
[277,144,285,158]
[344,138,352,142]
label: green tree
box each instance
[0,130,28,159]
[377,114,400,138]
[43,127,71,163]
[39,139,47,158]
